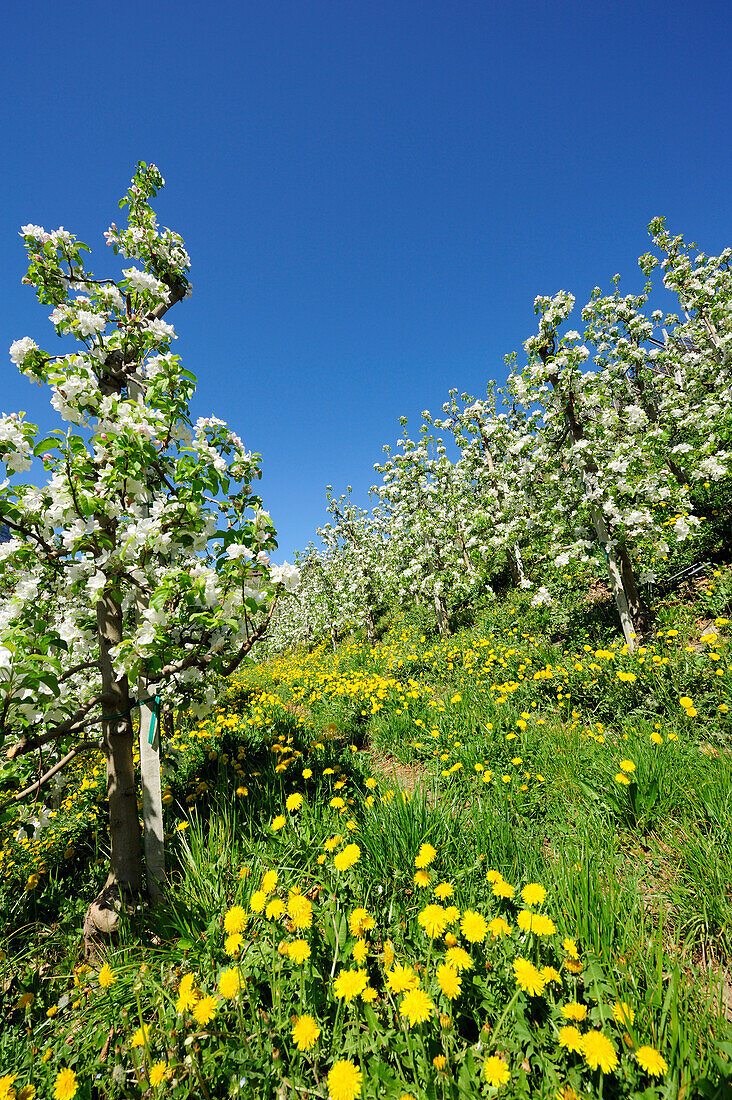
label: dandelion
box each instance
[334,844,361,871]
[487,916,512,938]
[286,792,304,812]
[271,815,286,831]
[261,869,278,893]
[612,1000,635,1026]
[580,1031,618,1073]
[225,933,243,956]
[327,1060,363,1100]
[53,1069,78,1100]
[558,1025,584,1053]
[131,1024,150,1047]
[193,995,217,1026]
[250,890,267,914]
[434,881,454,899]
[636,1046,668,1077]
[266,898,285,920]
[418,904,449,938]
[224,905,249,933]
[149,1062,169,1087]
[437,964,461,1000]
[460,909,488,943]
[433,1055,447,1071]
[445,945,473,971]
[288,940,312,964]
[98,964,116,988]
[292,1014,321,1051]
[513,957,545,996]
[333,968,368,1001]
[218,968,241,999]
[561,1002,588,1021]
[483,1056,510,1087]
[386,962,419,993]
[0,1076,17,1100]
[492,879,515,899]
[348,908,375,937]
[288,893,313,929]
[399,987,434,1026]
[352,939,368,965]
[414,842,437,868]
[521,882,546,906]
[619,760,635,773]
[615,773,631,785]
[413,869,431,888]
[485,869,503,883]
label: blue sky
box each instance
[2,0,730,560]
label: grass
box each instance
[0,567,731,1098]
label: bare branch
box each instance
[0,740,103,811]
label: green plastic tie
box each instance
[148,695,161,746]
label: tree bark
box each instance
[433,583,449,637]
[85,587,142,948]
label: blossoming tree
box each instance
[0,164,298,937]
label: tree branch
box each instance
[0,740,103,811]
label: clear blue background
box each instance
[1,0,729,559]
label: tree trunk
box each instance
[84,588,142,947]
[506,544,526,587]
[364,605,376,647]
[588,506,638,650]
[433,583,449,637]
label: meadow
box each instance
[1,560,731,1100]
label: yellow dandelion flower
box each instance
[558,1025,584,1053]
[348,908,375,937]
[513,957,545,996]
[445,946,473,971]
[561,1002,588,1021]
[271,815,286,831]
[225,932,243,956]
[333,844,361,871]
[266,898,285,920]
[218,968,241,999]
[413,869,431,888]
[149,1062,169,1087]
[612,1001,634,1026]
[292,1014,321,1052]
[333,968,368,1002]
[261,869,278,894]
[98,964,116,989]
[224,905,248,933]
[352,939,368,965]
[327,1060,363,1100]
[418,904,449,938]
[53,1069,78,1100]
[193,996,217,1026]
[399,987,434,1027]
[521,882,546,906]
[460,909,488,943]
[288,893,313,930]
[434,881,454,899]
[286,792,303,812]
[580,1031,618,1073]
[487,916,512,938]
[130,1024,150,1047]
[414,842,437,868]
[636,1046,668,1077]
[288,939,312,964]
[492,880,515,899]
[436,964,461,1000]
[386,961,419,993]
[483,1056,510,1087]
